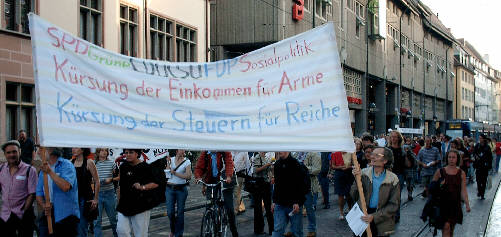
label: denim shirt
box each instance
[36,157,80,222]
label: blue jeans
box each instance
[78,199,89,237]
[272,204,303,237]
[94,190,117,237]
[304,192,318,233]
[165,185,188,237]
[318,175,329,205]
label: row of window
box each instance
[4,0,33,34]
[343,68,362,98]
[5,82,35,140]
[1,1,199,62]
[303,0,332,20]
[461,71,474,85]
[462,88,473,102]
[79,2,198,62]
[462,106,473,120]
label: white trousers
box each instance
[117,210,151,237]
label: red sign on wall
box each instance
[293,0,304,21]
[347,96,362,105]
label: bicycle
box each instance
[198,179,229,237]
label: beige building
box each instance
[453,40,475,120]
[0,0,210,146]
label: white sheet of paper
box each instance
[346,203,369,236]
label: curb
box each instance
[483,175,501,236]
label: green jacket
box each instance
[350,167,400,236]
[304,152,321,194]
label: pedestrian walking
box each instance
[331,151,354,220]
[472,134,493,199]
[165,149,191,237]
[17,130,36,165]
[351,147,400,237]
[36,148,80,237]
[455,138,471,178]
[195,151,239,237]
[363,145,375,166]
[303,152,321,237]
[318,152,331,209]
[272,152,307,237]
[361,133,375,148]
[355,139,368,169]
[431,149,471,237]
[93,148,118,237]
[232,151,251,215]
[251,152,274,235]
[494,138,501,173]
[417,137,441,197]
[0,140,38,237]
[388,131,405,222]
[72,148,100,237]
[441,136,452,165]
[403,145,417,201]
[116,149,160,237]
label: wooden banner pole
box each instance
[351,153,372,237]
[40,147,53,234]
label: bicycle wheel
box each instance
[218,206,228,237]
[201,209,216,237]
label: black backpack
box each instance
[421,169,446,236]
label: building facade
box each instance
[210,0,455,136]
[0,0,210,146]
[453,41,475,120]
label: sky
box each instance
[420,0,501,70]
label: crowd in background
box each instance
[0,129,500,237]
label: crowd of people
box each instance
[0,129,500,237]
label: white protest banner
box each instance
[29,13,355,152]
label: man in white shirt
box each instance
[232,151,251,214]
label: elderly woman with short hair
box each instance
[351,147,400,237]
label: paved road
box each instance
[100,172,501,237]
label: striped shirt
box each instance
[417,147,440,176]
[95,159,115,192]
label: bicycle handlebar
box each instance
[197,179,223,187]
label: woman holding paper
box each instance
[351,147,400,237]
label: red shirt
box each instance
[330,152,345,167]
[496,142,501,155]
[413,143,421,156]
[194,151,234,183]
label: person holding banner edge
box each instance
[351,147,400,237]
[36,148,80,237]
